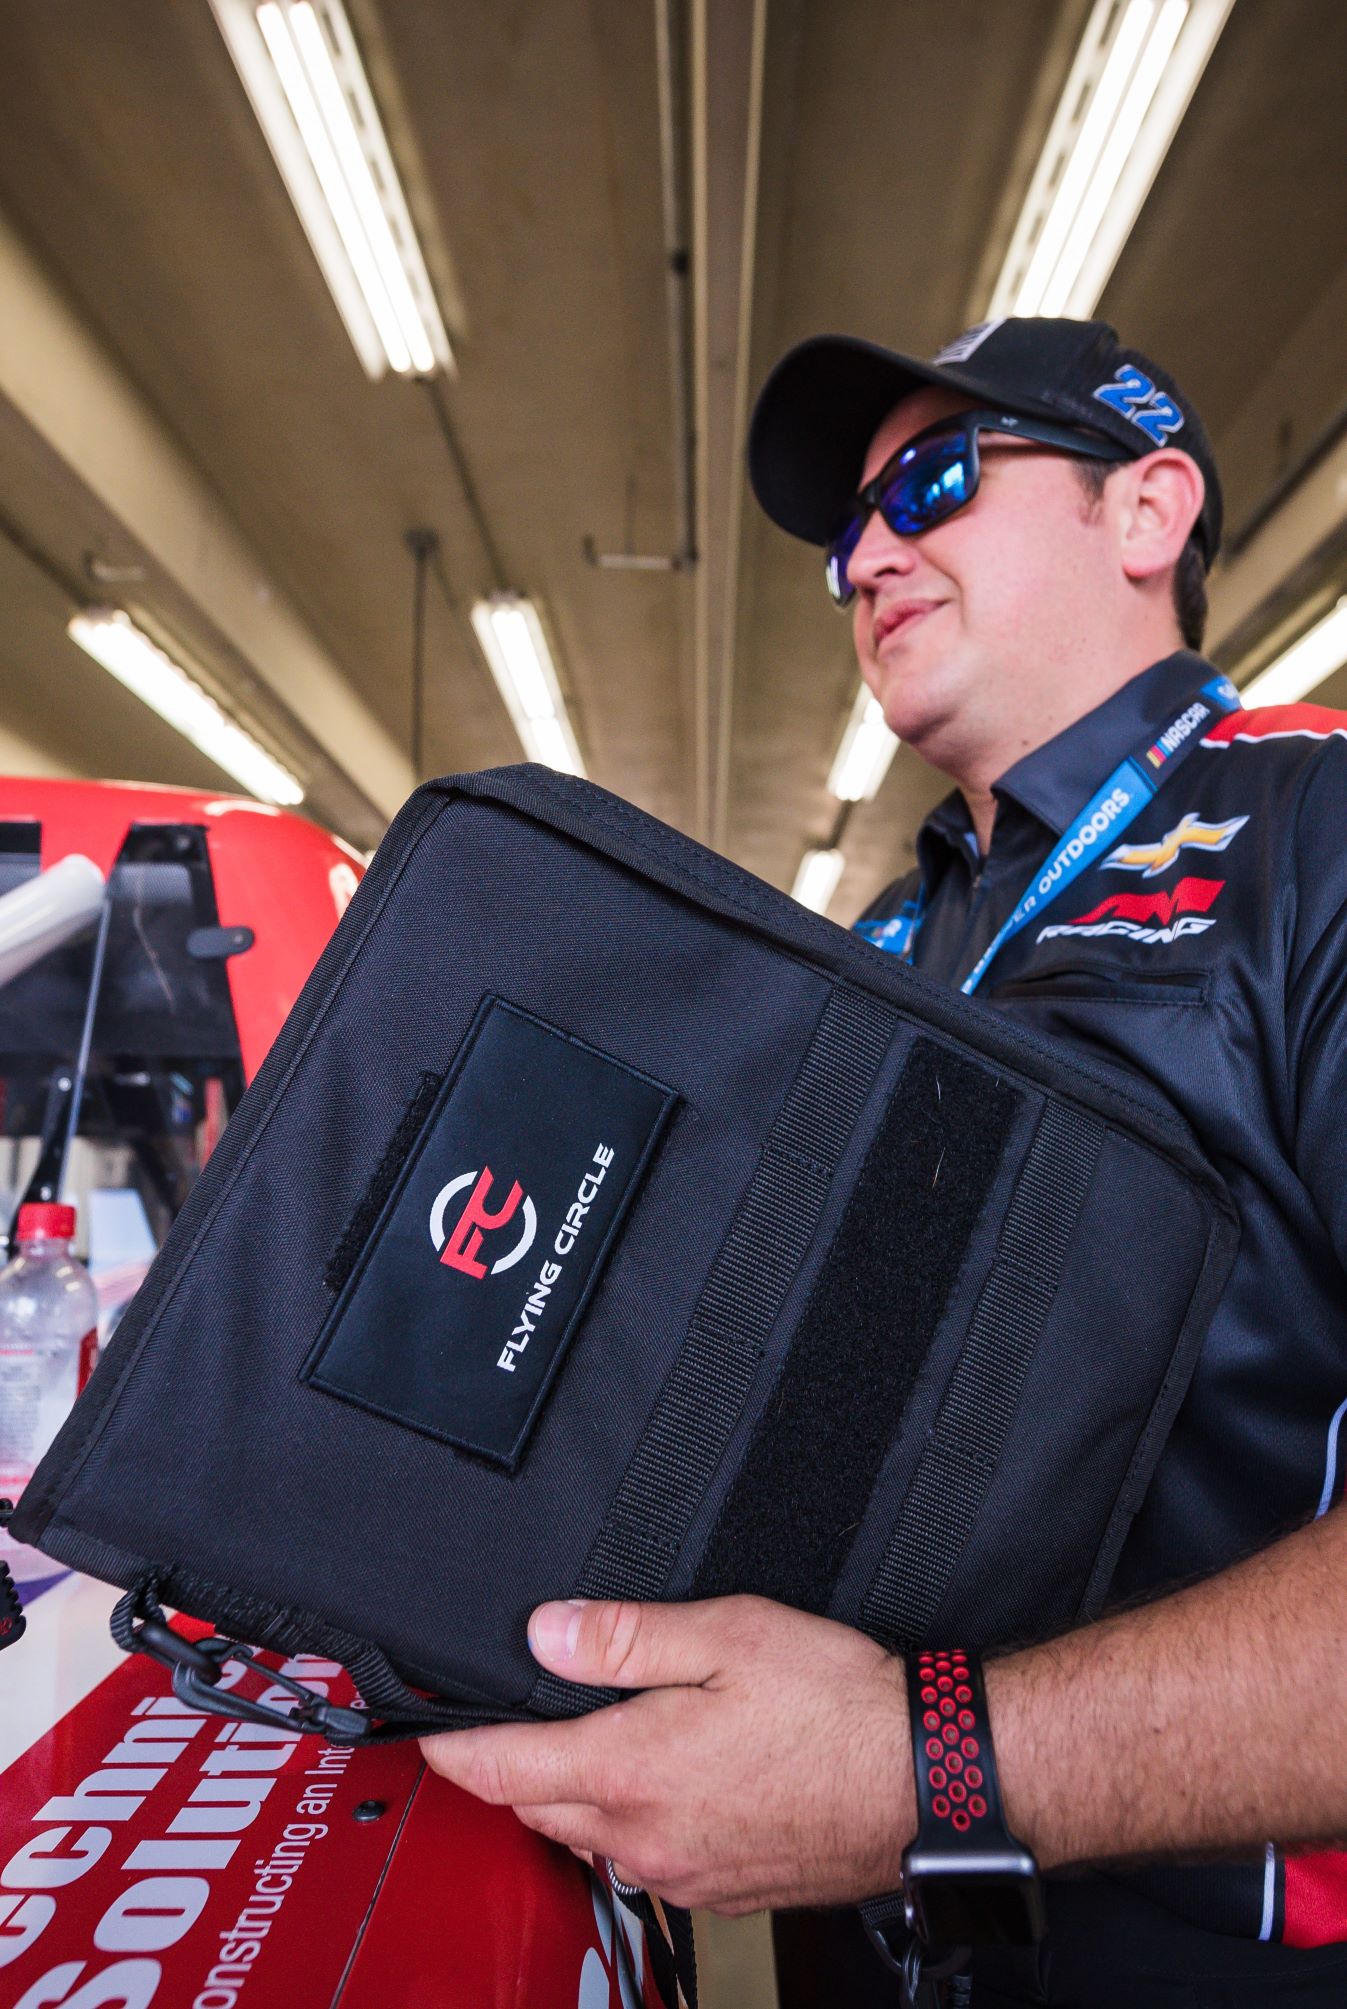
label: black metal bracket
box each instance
[186,925,255,960]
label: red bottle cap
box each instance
[16,1202,77,1242]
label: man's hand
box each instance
[419,1593,913,1914]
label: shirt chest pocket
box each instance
[989,962,1210,1007]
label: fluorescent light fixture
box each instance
[68,608,305,807]
[470,595,586,777]
[791,847,846,915]
[827,685,899,803]
[1241,598,1347,709]
[988,0,1233,320]
[209,0,451,379]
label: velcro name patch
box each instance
[304,998,675,1467]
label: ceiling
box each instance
[0,0,1342,909]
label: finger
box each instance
[419,1714,616,1809]
[511,1800,607,1853]
[528,1595,736,1690]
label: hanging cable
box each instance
[404,528,438,779]
[418,379,509,591]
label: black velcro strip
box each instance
[529,984,894,1718]
[862,1097,1104,1648]
[323,1071,441,1294]
[691,1037,1016,1611]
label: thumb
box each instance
[528,1596,724,1690]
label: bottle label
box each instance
[77,1325,99,1394]
[0,1345,41,1476]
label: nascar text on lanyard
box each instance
[855,675,1242,994]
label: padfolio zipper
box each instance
[113,1575,509,1744]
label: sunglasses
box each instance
[824,409,1129,608]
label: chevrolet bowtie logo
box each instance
[1102,811,1248,878]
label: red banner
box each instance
[1,1622,662,2008]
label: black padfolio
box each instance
[13,767,1238,1738]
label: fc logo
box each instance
[429,1167,537,1280]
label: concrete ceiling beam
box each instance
[0,202,413,844]
[1202,264,1347,673]
[1207,423,1347,673]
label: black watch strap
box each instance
[901,1647,1044,1950]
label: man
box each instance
[423,319,1347,2006]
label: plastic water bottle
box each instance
[0,1202,99,1583]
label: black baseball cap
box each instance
[748,316,1222,566]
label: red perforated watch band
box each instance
[912,1647,993,1834]
[898,1647,1045,1952]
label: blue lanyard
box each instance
[854,674,1241,995]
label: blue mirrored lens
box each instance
[825,428,976,606]
[879,435,974,536]
[824,510,864,606]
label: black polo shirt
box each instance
[860,649,1347,1948]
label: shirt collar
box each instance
[917,790,980,887]
[916,650,1218,881]
[994,649,1217,836]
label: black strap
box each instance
[616,1886,697,2009]
[0,1499,25,1653]
[529,983,896,1715]
[863,1099,1104,1647]
[858,1909,969,2009]
[690,1038,1017,1611]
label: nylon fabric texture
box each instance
[14,766,1237,1737]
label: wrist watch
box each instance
[898,1646,1044,1950]
[862,1644,1045,1984]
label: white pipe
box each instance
[655,0,696,569]
[0,854,106,987]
